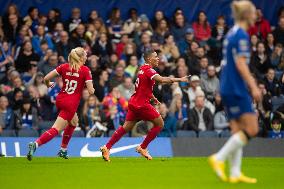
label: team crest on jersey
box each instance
[138,70,144,75]
[239,40,248,51]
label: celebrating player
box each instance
[27,47,95,161]
[208,1,261,183]
[100,50,189,162]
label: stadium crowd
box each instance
[0,4,284,138]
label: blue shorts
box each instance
[221,94,255,120]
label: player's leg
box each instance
[27,116,68,161]
[228,114,258,183]
[58,113,79,159]
[136,115,164,160]
[100,120,137,162]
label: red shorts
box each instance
[56,98,76,121]
[125,103,160,121]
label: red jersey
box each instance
[129,64,159,107]
[55,63,92,110]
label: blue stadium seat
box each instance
[18,129,39,137]
[176,130,197,137]
[198,131,219,138]
[220,130,231,138]
[0,130,17,137]
[39,121,54,130]
[72,130,85,137]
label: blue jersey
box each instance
[220,25,251,97]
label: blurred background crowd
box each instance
[0,3,284,138]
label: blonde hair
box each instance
[231,0,256,21]
[68,47,86,71]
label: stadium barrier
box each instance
[1,137,284,157]
[0,137,173,157]
[172,138,284,157]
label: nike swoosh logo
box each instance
[80,143,140,157]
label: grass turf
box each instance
[0,157,283,189]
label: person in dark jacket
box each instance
[184,95,213,132]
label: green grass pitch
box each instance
[0,157,283,189]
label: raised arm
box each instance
[152,75,189,84]
[235,56,261,102]
[86,81,95,95]
[44,70,58,88]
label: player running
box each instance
[208,1,261,184]
[100,50,189,162]
[27,47,95,161]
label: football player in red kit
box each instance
[27,47,95,161]
[100,50,189,161]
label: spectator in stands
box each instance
[117,77,135,100]
[106,8,125,43]
[87,10,99,24]
[15,25,33,47]
[81,95,106,133]
[171,13,191,43]
[153,19,169,45]
[94,70,109,102]
[184,95,213,132]
[199,56,209,79]
[93,18,107,36]
[4,14,22,44]
[125,55,139,78]
[201,65,220,102]
[265,33,275,56]
[212,15,229,43]
[102,87,128,130]
[123,8,141,38]
[92,32,113,62]
[263,68,280,96]
[41,53,58,75]
[186,75,201,108]
[0,96,12,131]
[2,3,21,27]
[9,88,23,110]
[248,9,271,40]
[250,34,258,52]
[152,10,166,30]
[158,103,177,137]
[35,14,49,33]
[271,43,284,78]
[31,25,54,55]
[0,40,14,80]
[15,40,40,73]
[120,42,137,62]
[268,111,284,138]
[273,17,284,46]
[192,11,211,45]
[23,7,39,33]
[65,7,82,33]
[52,22,64,43]
[169,96,188,129]
[109,65,130,88]
[46,8,61,32]
[10,97,39,130]
[55,31,76,62]
[183,40,200,75]
[250,41,271,79]
[116,34,129,58]
[137,32,152,59]
[134,14,153,45]
[214,106,229,134]
[161,33,180,62]
[70,23,89,48]
[178,28,195,55]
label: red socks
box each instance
[140,126,162,149]
[36,128,59,146]
[106,126,126,149]
[61,125,76,148]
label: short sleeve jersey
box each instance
[129,64,159,106]
[55,63,92,106]
[220,25,251,97]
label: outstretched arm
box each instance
[152,75,190,84]
[44,70,58,88]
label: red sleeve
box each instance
[145,68,159,80]
[55,64,64,75]
[84,67,93,83]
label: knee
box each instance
[245,125,259,137]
